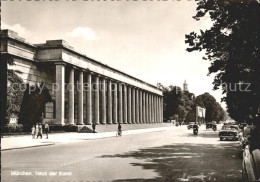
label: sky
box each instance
[2,0,226,109]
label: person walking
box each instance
[37,124,43,139]
[117,123,122,137]
[31,125,36,139]
[35,123,39,139]
[92,122,96,133]
[44,122,49,139]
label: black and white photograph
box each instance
[1,0,260,181]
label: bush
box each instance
[16,124,23,132]
[3,123,23,133]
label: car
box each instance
[187,122,195,129]
[206,121,217,130]
[242,146,260,181]
[219,125,239,141]
[239,123,248,130]
[240,124,254,150]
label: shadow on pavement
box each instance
[184,132,219,138]
[100,143,242,182]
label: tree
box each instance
[195,92,226,123]
[177,91,195,122]
[163,86,182,121]
[6,70,24,121]
[162,85,195,122]
[185,0,260,124]
[0,54,24,126]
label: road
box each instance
[2,125,242,182]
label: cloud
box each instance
[1,22,43,43]
[2,22,29,38]
[65,27,97,40]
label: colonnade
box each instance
[55,63,163,125]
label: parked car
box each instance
[242,146,260,181]
[240,125,254,150]
[219,125,239,141]
[239,123,248,130]
[187,122,195,129]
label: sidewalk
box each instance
[1,126,182,151]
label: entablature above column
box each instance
[2,30,163,96]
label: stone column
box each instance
[68,67,74,125]
[86,72,92,125]
[157,96,160,123]
[143,92,146,123]
[154,95,156,123]
[118,83,123,124]
[155,95,157,123]
[146,92,149,123]
[94,75,100,124]
[154,95,157,123]
[123,84,128,124]
[107,80,112,124]
[55,63,65,125]
[127,86,132,124]
[158,96,160,123]
[148,93,152,123]
[155,95,158,123]
[153,94,155,123]
[113,82,118,124]
[135,89,139,124]
[132,87,136,124]
[139,90,143,123]
[150,94,154,123]
[152,95,155,123]
[161,97,163,123]
[101,78,106,124]
[77,70,84,125]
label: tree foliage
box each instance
[163,86,182,120]
[185,0,260,124]
[1,54,23,125]
[162,84,225,123]
[195,92,226,123]
[6,70,24,121]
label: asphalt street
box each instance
[2,125,242,182]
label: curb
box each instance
[1,127,175,151]
[1,143,55,151]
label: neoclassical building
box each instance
[1,29,163,125]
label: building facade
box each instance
[1,29,163,125]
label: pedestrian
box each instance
[31,125,36,139]
[117,123,122,137]
[35,123,39,139]
[37,123,43,139]
[92,122,96,133]
[44,122,49,139]
[118,123,122,132]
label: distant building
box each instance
[183,80,188,92]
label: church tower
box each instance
[183,80,188,92]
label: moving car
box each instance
[206,121,217,130]
[219,125,239,141]
[187,122,195,129]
